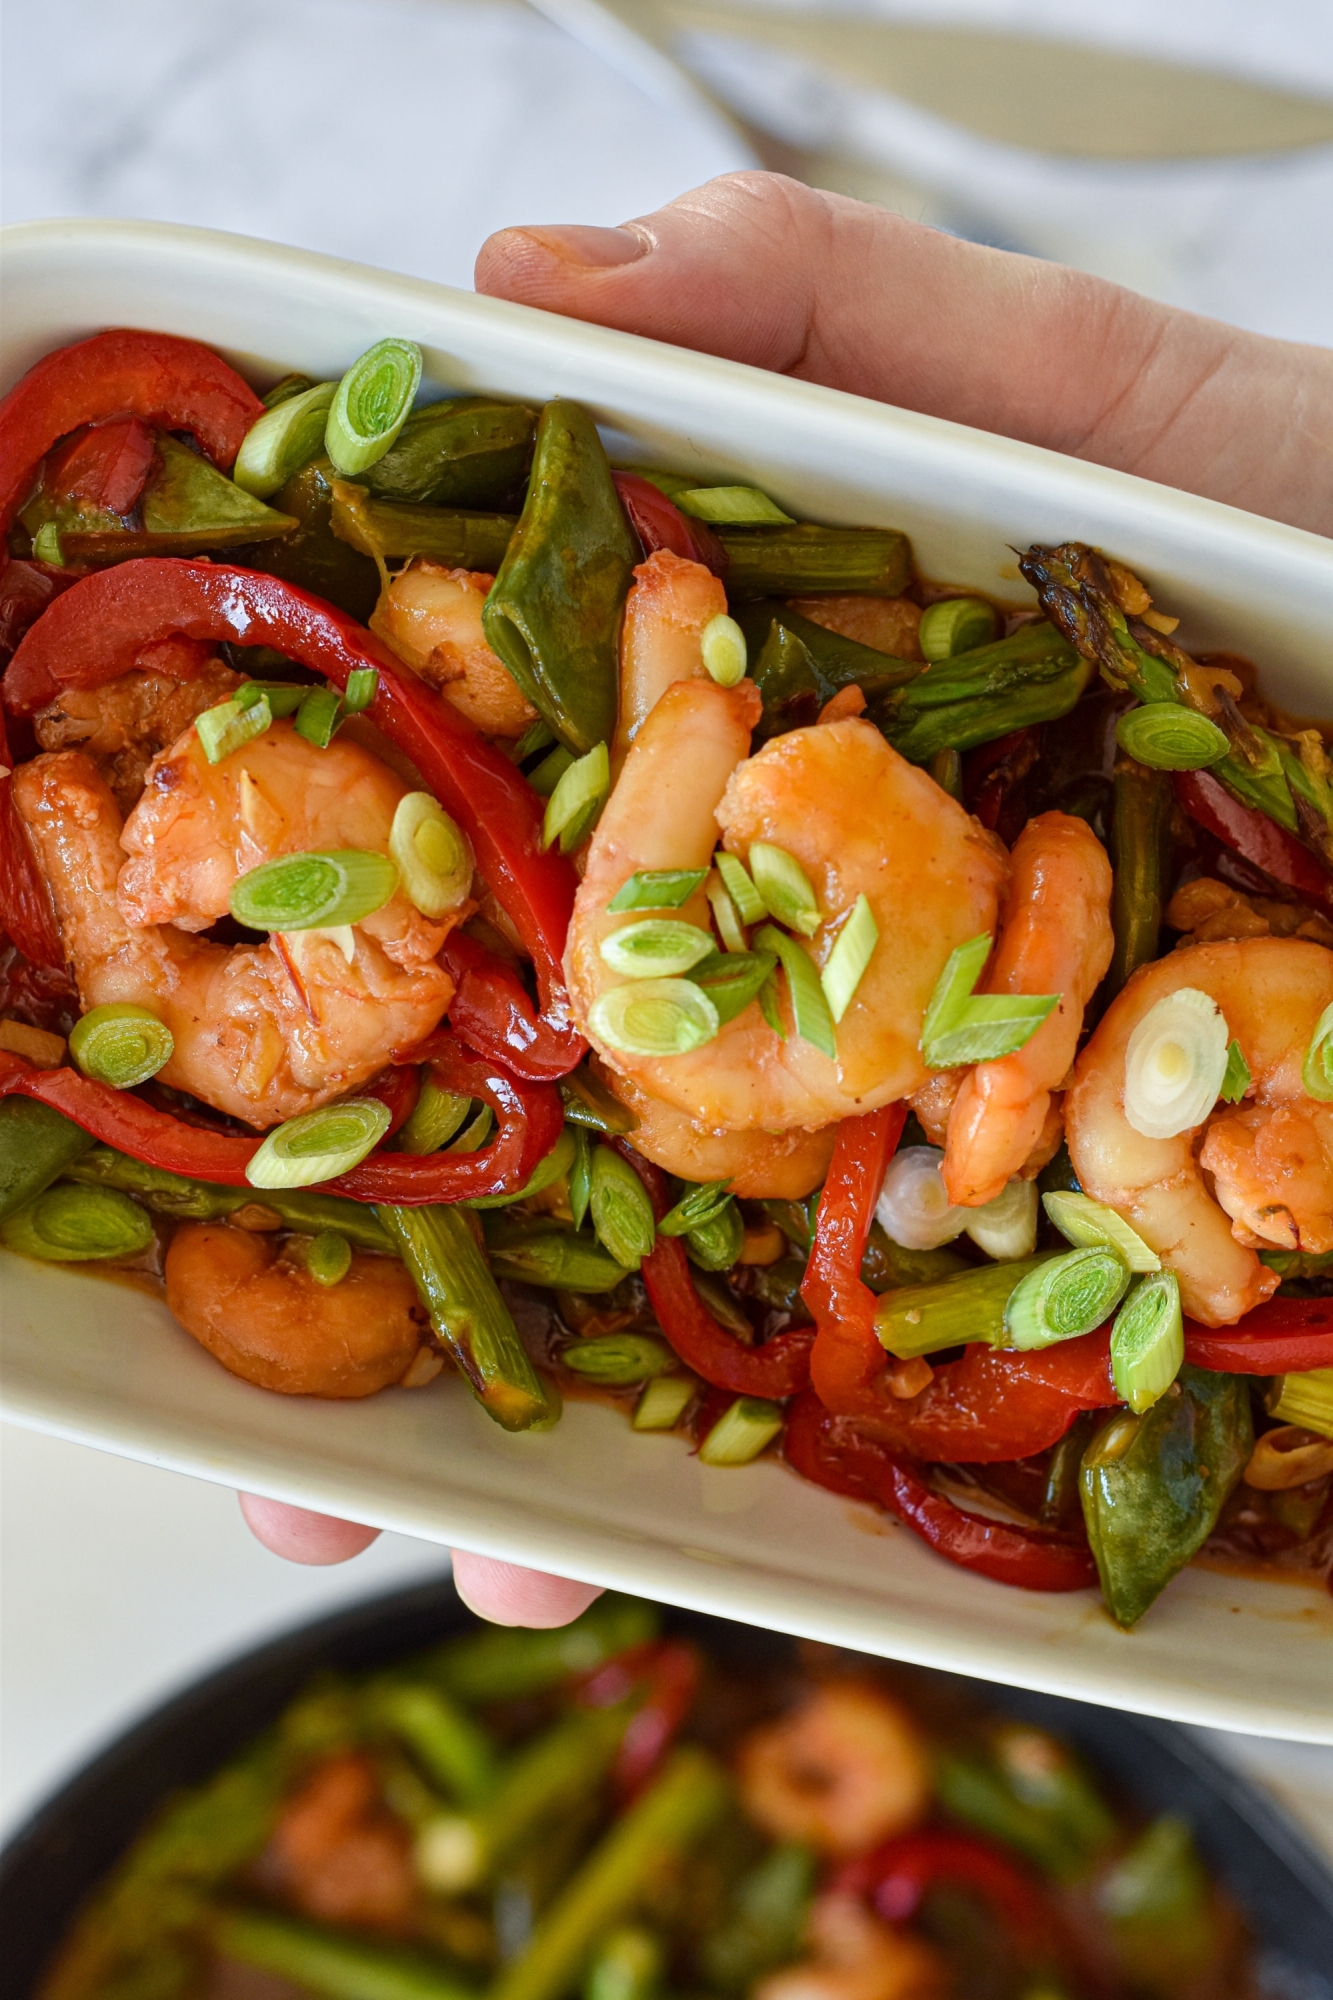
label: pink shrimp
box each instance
[612,550,727,770]
[370,559,538,738]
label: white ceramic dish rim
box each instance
[3,217,1333,1743]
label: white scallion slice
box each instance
[588,979,720,1057]
[234,381,337,498]
[599,920,715,980]
[390,792,472,919]
[230,849,398,932]
[964,1176,1038,1260]
[714,851,766,926]
[69,1004,174,1089]
[1003,1245,1131,1350]
[920,933,991,1055]
[246,1099,392,1189]
[676,486,794,526]
[706,873,747,953]
[633,1373,698,1431]
[1110,1271,1184,1413]
[755,925,835,1058]
[821,893,878,1023]
[1115,703,1230,771]
[749,842,820,937]
[1302,1001,1333,1102]
[1042,1191,1160,1272]
[918,596,1000,661]
[607,869,707,913]
[397,1074,472,1155]
[875,1145,968,1251]
[700,613,747,687]
[1123,986,1229,1138]
[1269,1368,1333,1439]
[697,1396,785,1465]
[195,693,272,765]
[325,337,423,476]
[543,742,609,854]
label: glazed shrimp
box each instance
[166,1223,428,1396]
[738,1682,930,1857]
[370,558,538,738]
[612,550,726,769]
[13,750,453,1128]
[1066,939,1333,1324]
[568,678,1006,1134]
[941,812,1113,1206]
[610,1070,837,1198]
[264,1753,416,1927]
[756,1896,947,2000]
[787,593,923,660]
[32,655,241,813]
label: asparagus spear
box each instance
[872,621,1090,763]
[65,1145,395,1250]
[717,523,911,598]
[1108,758,1171,994]
[366,1679,500,1807]
[216,1908,476,2000]
[430,1596,659,1704]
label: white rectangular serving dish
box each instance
[4,218,1333,1741]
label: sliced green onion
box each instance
[390,792,472,919]
[875,1257,1053,1358]
[588,980,719,1058]
[600,920,715,980]
[325,337,423,477]
[1220,1038,1252,1104]
[1124,986,1229,1138]
[1269,1368,1333,1439]
[607,869,706,913]
[589,1145,656,1269]
[511,718,556,765]
[758,970,787,1041]
[700,613,747,687]
[713,851,766,927]
[685,1202,745,1272]
[543,741,609,854]
[195,692,272,764]
[234,381,337,498]
[1115,704,1229,771]
[706,874,747,953]
[677,486,794,526]
[570,1125,593,1229]
[756,926,835,1059]
[307,1230,353,1287]
[1110,1271,1183,1413]
[237,679,305,718]
[875,1146,967,1251]
[821,893,878,1023]
[397,1076,471,1155]
[634,1374,698,1431]
[562,1333,676,1384]
[1042,1191,1160,1272]
[466,1125,574,1209]
[688,948,775,1026]
[263,372,315,409]
[344,665,379,714]
[528,744,574,799]
[921,932,992,1057]
[69,1004,174,1088]
[559,1066,637,1135]
[749,843,820,937]
[32,521,64,565]
[293,685,343,749]
[449,1104,493,1154]
[658,1180,733,1237]
[963,1176,1038,1260]
[0,1184,154,1263]
[246,1099,392,1189]
[694,1269,757,1338]
[1302,1002,1333,1102]
[918,597,1001,661]
[229,849,398,932]
[929,745,964,801]
[924,993,1059,1068]
[698,1396,784,1465]
[1003,1246,1131,1351]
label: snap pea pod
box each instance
[861,1220,969,1292]
[377,1204,557,1431]
[935,1726,1115,1883]
[64,1145,395,1251]
[717,523,911,598]
[735,600,922,736]
[329,480,517,571]
[216,1908,475,2000]
[484,1216,631,1293]
[54,437,297,565]
[0,1097,94,1222]
[491,1749,730,2000]
[1080,1365,1252,1628]
[430,1594,659,1703]
[483,400,638,756]
[1,1183,154,1261]
[364,1679,499,1808]
[701,1844,816,1991]
[361,397,537,509]
[560,1065,638,1135]
[1108,757,1170,995]
[1100,1815,1220,1987]
[235,456,380,621]
[871,622,1090,764]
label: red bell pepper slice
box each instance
[0,702,62,969]
[804,1103,905,1412]
[617,1142,814,1397]
[613,1640,702,1800]
[784,1388,1097,1592]
[612,472,727,576]
[440,928,576,1082]
[3,557,585,1078]
[1185,1295,1333,1374]
[835,1828,1059,1956]
[0,329,262,533]
[1175,768,1333,915]
[43,416,156,518]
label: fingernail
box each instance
[520,224,647,270]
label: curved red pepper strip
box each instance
[612,472,727,577]
[0,329,263,533]
[612,1640,702,1800]
[785,1388,1097,1592]
[835,1828,1059,1956]
[616,1141,815,1397]
[805,1104,907,1410]
[0,704,61,967]
[364,1061,419,1141]
[440,929,576,1082]
[1175,768,1333,915]
[4,557,585,1078]
[1185,1296,1333,1374]
[45,416,157,518]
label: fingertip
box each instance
[475,224,646,305]
[451,1550,604,1627]
[238,1493,381,1565]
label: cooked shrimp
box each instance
[738,1682,930,1858]
[263,1752,416,1926]
[164,1223,428,1396]
[13,751,452,1127]
[370,558,538,738]
[32,656,241,813]
[117,716,457,969]
[788,594,923,660]
[612,550,726,769]
[756,1895,947,2000]
[568,678,1006,1135]
[609,1069,836,1198]
[1066,939,1333,1323]
[942,812,1113,1206]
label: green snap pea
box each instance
[717,524,911,598]
[361,397,537,509]
[558,1067,638,1135]
[1,1182,154,1262]
[431,1594,658,1704]
[64,1145,395,1250]
[484,1218,631,1293]
[235,456,380,621]
[217,1907,475,2000]
[0,1097,94,1222]
[1109,758,1170,994]
[329,481,517,570]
